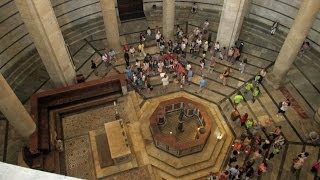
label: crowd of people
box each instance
[117,18,260,96]
[94,7,318,179]
[211,96,320,180]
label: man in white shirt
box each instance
[203,19,209,31]
[186,62,191,71]
[214,41,220,52]
[191,2,197,13]
[155,32,161,47]
[161,74,169,93]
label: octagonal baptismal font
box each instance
[139,92,235,179]
[149,97,213,157]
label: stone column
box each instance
[163,0,175,40]
[0,73,36,138]
[266,0,320,89]
[100,0,122,51]
[315,107,320,124]
[14,0,76,88]
[216,0,251,48]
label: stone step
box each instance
[245,18,288,37]
[125,92,139,123]
[62,17,103,35]
[279,144,303,179]
[10,59,44,91]
[8,55,41,87]
[12,63,49,103]
[146,121,221,169]
[5,49,39,81]
[149,134,233,179]
[244,19,320,69]
[259,84,302,142]
[184,83,226,103]
[64,20,104,39]
[128,91,141,121]
[241,26,284,49]
[65,26,105,45]
[240,29,281,53]
[262,83,319,139]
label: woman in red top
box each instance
[241,113,248,127]
[257,162,267,176]
[217,170,229,180]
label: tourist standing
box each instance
[291,157,305,173]
[217,171,229,180]
[155,31,161,47]
[244,82,253,94]
[161,74,169,94]
[102,51,109,66]
[124,50,130,67]
[240,113,248,127]
[191,2,198,13]
[239,58,247,74]
[252,86,260,103]
[244,167,254,180]
[207,55,216,73]
[108,49,116,62]
[266,144,281,161]
[197,76,206,93]
[229,150,239,165]
[187,68,193,85]
[200,58,205,75]
[180,73,186,89]
[276,99,291,117]
[202,41,209,57]
[193,43,200,58]
[203,19,209,31]
[227,47,234,62]
[270,21,279,35]
[221,67,230,86]
[146,27,152,37]
[311,160,320,174]
[219,47,226,60]
[138,42,145,57]
[297,152,310,160]
[245,118,254,130]
[228,165,240,180]
[233,92,244,107]
[129,46,136,57]
[257,162,267,176]
[91,60,98,76]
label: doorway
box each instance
[117,0,145,21]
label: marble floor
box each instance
[0,9,319,180]
[62,100,127,179]
[160,111,200,143]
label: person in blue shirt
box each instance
[197,76,206,93]
[108,49,116,62]
[124,66,133,80]
[187,68,193,85]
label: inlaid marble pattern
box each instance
[62,102,127,139]
[64,135,93,179]
[62,100,128,179]
[101,165,151,180]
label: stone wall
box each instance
[248,0,320,52]
[143,0,223,11]
[51,0,110,31]
[0,0,35,78]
